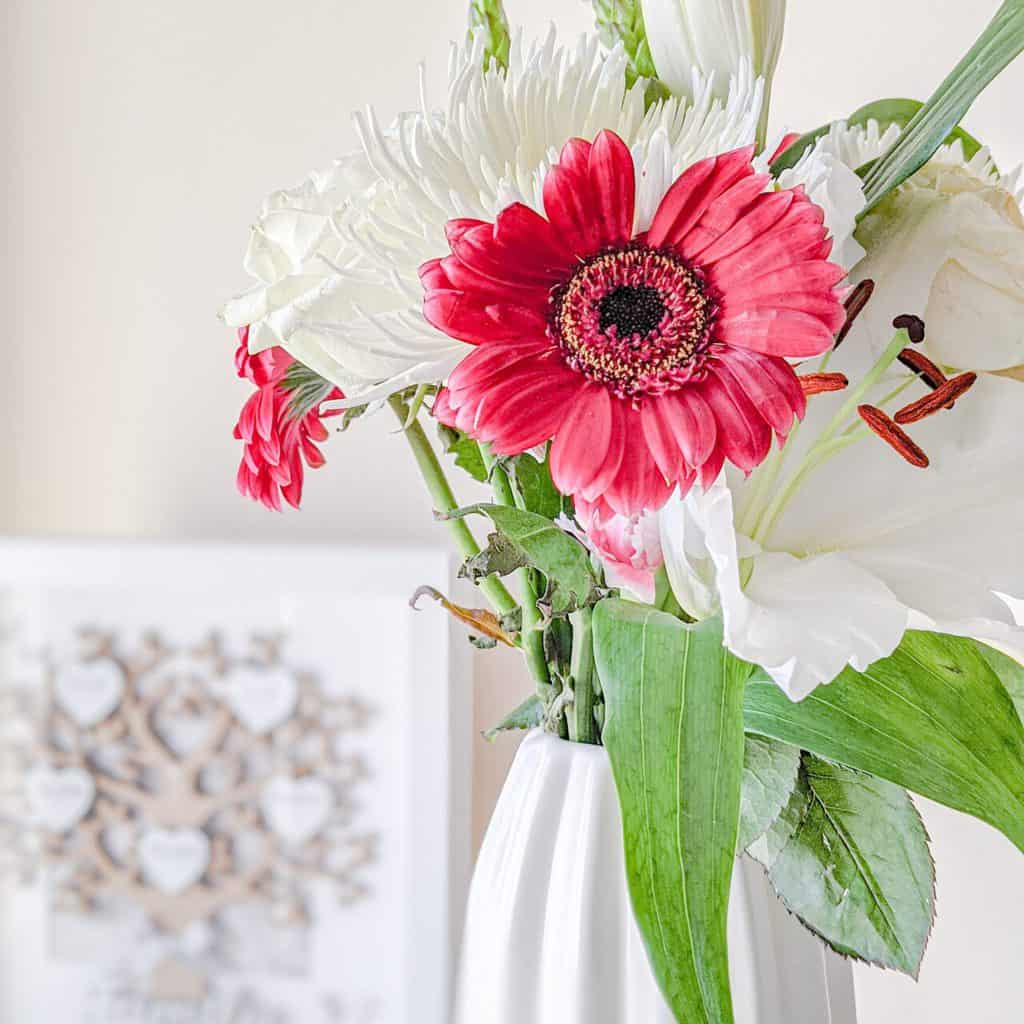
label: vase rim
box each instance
[521,728,608,763]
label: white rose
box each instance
[838,128,1024,374]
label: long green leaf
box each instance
[449,504,600,616]
[974,640,1024,722]
[594,600,752,1024]
[744,630,1024,852]
[752,755,935,976]
[860,0,1024,212]
[770,97,984,176]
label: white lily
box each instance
[660,334,1024,700]
[642,0,786,100]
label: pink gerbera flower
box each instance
[422,130,846,515]
[233,328,342,511]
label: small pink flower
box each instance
[575,497,663,605]
[232,328,341,511]
[423,131,846,516]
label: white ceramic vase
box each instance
[455,730,858,1024]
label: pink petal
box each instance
[688,189,795,266]
[451,204,575,288]
[716,308,838,358]
[646,146,757,248]
[712,349,805,439]
[550,385,615,497]
[675,172,771,262]
[698,370,773,472]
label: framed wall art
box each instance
[0,540,472,1024]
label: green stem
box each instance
[479,446,553,693]
[751,330,910,545]
[387,395,516,616]
[567,607,600,745]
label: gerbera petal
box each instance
[588,130,636,248]
[698,367,773,472]
[647,146,757,248]
[658,390,718,470]
[717,347,807,437]
[689,189,795,265]
[452,204,575,287]
[675,172,772,261]
[549,385,615,497]
[716,308,838,358]
[577,396,629,502]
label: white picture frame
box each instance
[0,539,472,1024]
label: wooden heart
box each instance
[26,768,96,832]
[138,828,211,894]
[261,776,333,845]
[54,658,125,727]
[225,666,298,734]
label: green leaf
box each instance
[743,630,1024,853]
[974,640,1024,723]
[467,0,510,71]
[594,600,753,1024]
[737,736,800,852]
[437,425,488,483]
[860,1,1024,212]
[770,97,985,176]
[751,755,935,976]
[483,695,545,741]
[591,0,669,102]
[505,451,568,521]
[450,504,600,616]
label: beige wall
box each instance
[4,1,1023,1019]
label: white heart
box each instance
[138,828,211,894]
[26,768,96,832]
[54,658,125,727]
[261,776,333,845]
[225,666,298,734]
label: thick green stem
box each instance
[387,395,516,616]
[479,446,552,693]
[567,607,600,745]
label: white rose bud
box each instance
[852,150,1024,374]
[641,0,786,96]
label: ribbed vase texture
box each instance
[455,730,857,1024]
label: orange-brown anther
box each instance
[896,348,948,391]
[894,372,978,425]
[834,280,875,348]
[799,372,849,396]
[858,405,930,468]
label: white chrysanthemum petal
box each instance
[775,124,870,270]
[223,33,764,404]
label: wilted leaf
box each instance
[409,585,516,647]
[483,695,545,741]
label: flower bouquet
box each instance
[223,0,1024,1019]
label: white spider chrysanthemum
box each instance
[222,32,861,405]
[822,120,1024,374]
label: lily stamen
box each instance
[892,314,926,344]
[894,372,978,424]
[834,279,875,348]
[799,372,849,395]
[858,405,930,468]
[897,348,947,390]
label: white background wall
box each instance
[3,0,1023,1019]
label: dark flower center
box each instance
[597,285,667,338]
[550,246,718,400]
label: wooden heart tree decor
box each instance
[2,627,378,937]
